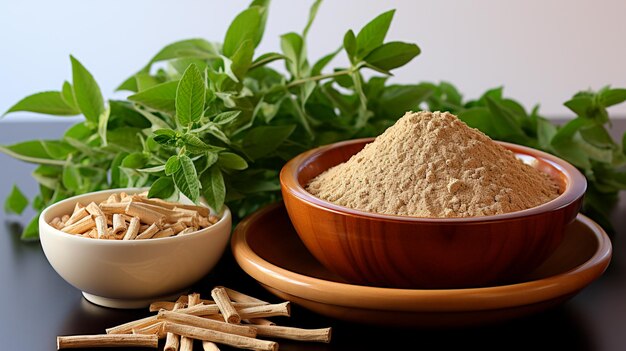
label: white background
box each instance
[1,0,626,122]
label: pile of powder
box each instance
[306,111,560,217]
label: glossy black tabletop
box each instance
[1,120,625,351]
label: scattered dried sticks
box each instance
[58,286,331,350]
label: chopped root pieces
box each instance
[74,287,331,350]
[50,191,219,240]
[238,302,291,319]
[163,322,278,351]
[57,334,158,349]
[211,287,241,324]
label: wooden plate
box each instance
[231,203,612,327]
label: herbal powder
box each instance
[306,111,560,217]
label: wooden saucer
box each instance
[231,203,611,327]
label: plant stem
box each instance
[286,70,351,88]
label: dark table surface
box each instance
[1,120,625,351]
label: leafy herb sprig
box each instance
[3,0,625,239]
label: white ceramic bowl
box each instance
[39,188,231,309]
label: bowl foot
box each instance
[82,290,188,309]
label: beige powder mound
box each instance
[306,111,560,217]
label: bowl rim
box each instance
[39,187,231,245]
[232,203,612,312]
[280,138,587,223]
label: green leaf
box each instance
[173,155,200,202]
[377,84,432,118]
[148,39,218,64]
[21,214,40,241]
[153,128,177,147]
[4,184,29,214]
[551,117,592,146]
[117,75,139,93]
[564,95,593,117]
[206,124,231,145]
[195,152,219,174]
[148,177,175,199]
[108,100,151,128]
[223,6,265,57]
[303,0,323,37]
[170,58,208,76]
[242,125,296,160]
[33,164,62,177]
[136,164,165,173]
[32,194,46,212]
[70,55,105,123]
[484,96,529,142]
[438,82,463,108]
[600,88,626,107]
[32,165,62,189]
[363,41,420,71]
[311,47,341,76]
[551,140,591,169]
[106,128,144,152]
[201,165,225,211]
[230,40,255,80]
[183,134,220,154]
[117,39,218,92]
[0,140,68,166]
[250,52,286,70]
[4,91,80,117]
[249,0,270,45]
[97,105,110,147]
[61,81,79,110]
[134,73,161,91]
[537,119,557,149]
[44,141,76,160]
[218,152,248,170]
[153,128,177,138]
[355,9,395,59]
[64,122,92,141]
[213,111,241,125]
[128,81,179,114]
[222,55,240,83]
[258,100,282,124]
[62,164,82,192]
[577,135,613,163]
[176,64,206,128]
[110,152,129,188]
[343,30,357,62]
[457,107,498,137]
[165,155,181,176]
[281,33,306,78]
[580,124,615,148]
[475,87,503,106]
[134,108,171,129]
[121,152,148,168]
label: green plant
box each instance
[3,0,625,239]
[419,83,626,231]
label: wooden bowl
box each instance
[280,138,586,288]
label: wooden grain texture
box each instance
[279,138,586,288]
[231,203,612,327]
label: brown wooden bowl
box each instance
[280,138,587,289]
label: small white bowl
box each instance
[39,188,231,309]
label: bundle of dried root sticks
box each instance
[57,286,331,350]
[49,191,220,240]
